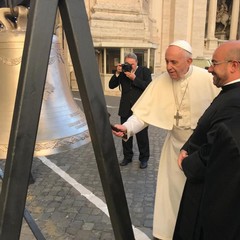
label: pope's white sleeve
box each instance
[122,115,148,139]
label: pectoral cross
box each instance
[174,110,182,126]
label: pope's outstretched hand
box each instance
[112,124,127,138]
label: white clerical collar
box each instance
[224,78,240,86]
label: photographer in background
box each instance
[109,52,152,169]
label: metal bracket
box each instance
[0,0,134,239]
[0,169,45,239]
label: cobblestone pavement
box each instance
[0,93,167,240]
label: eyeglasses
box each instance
[210,60,240,67]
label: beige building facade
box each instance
[61,0,239,95]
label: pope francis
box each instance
[112,40,220,240]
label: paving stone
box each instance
[0,94,167,239]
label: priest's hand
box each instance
[178,149,188,170]
[111,124,127,139]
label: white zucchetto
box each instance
[169,40,192,54]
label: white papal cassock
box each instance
[123,65,219,240]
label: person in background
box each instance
[109,52,152,169]
[174,40,240,240]
[112,40,219,240]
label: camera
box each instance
[121,63,132,72]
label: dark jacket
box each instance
[173,82,240,240]
[201,118,240,240]
[109,66,152,118]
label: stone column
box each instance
[229,0,240,40]
[206,0,218,50]
[151,0,162,75]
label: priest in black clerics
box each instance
[173,40,240,240]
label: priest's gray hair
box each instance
[124,52,138,61]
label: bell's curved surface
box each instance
[0,6,90,158]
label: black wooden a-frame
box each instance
[0,0,135,239]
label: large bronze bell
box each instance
[0,6,90,158]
